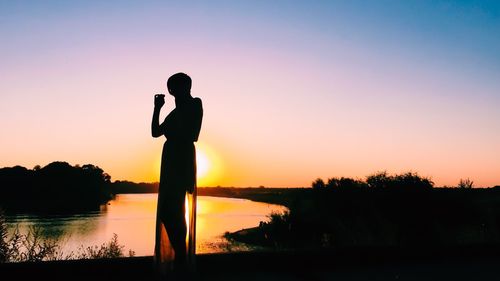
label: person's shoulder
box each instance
[192,97,202,107]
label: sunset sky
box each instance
[1,1,499,187]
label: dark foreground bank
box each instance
[2,246,500,281]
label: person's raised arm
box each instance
[151,94,165,138]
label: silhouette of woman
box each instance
[151,73,203,277]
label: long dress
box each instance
[154,97,203,276]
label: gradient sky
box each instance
[1,1,499,187]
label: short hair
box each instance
[167,73,192,95]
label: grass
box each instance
[0,211,134,263]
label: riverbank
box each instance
[224,187,500,251]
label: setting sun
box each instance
[196,143,223,187]
[196,150,209,179]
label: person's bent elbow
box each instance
[151,128,162,138]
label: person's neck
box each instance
[175,95,192,107]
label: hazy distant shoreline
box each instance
[111,182,305,208]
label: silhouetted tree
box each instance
[366,171,392,189]
[326,178,339,189]
[392,172,434,189]
[312,178,325,189]
[111,181,158,193]
[326,177,367,189]
[0,162,113,212]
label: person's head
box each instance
[167,73,192,98]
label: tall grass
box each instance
[0,210,9,262]
[0,210,134,263]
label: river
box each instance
[4,194,287,257]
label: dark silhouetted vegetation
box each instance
[0,210,133,263]
[110,181,158,194]
[198,187,305,207]
[0,210,8,262]
[458,178,474,189]
[68,234,135,260]
[227,172,500,251]
[311,178,325,189]
[366,171,434,190]
[0,162,112,213]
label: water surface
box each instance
[5,194,287,256]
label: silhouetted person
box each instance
[152,73,203,278]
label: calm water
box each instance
[5,194,287,256]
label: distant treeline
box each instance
[198,187,304,207]
[0,162,112,212]
[111,181,158,194]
